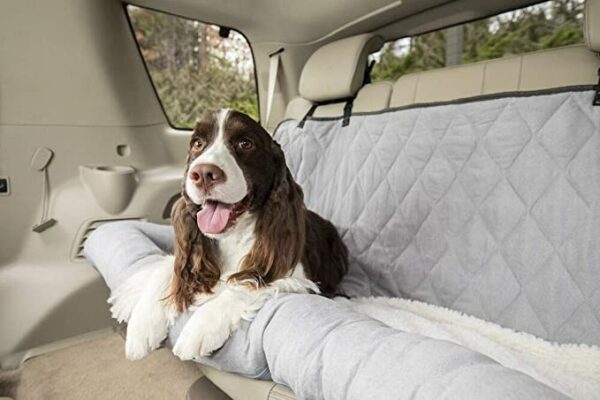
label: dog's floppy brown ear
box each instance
[169,197,220,312]
[229,142,306,286]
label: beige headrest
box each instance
[299,33,384,102]
[586,0,600,52]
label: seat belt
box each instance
[265,48,284,127]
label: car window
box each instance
[370,0,584,81]
[126,6,259,129]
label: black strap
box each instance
[297,97,354,128]
[297,104,317,128]
[594,68,600,106]
[342,98,354,127]
[364,59,376,85]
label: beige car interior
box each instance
[1,0,599,399]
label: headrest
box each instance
[586,0,600,52]
[299,33,384,102]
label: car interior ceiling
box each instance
[1,0,598,399]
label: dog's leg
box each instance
[125,255,176,360]
[173,276,318,360]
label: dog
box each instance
[121,109,348,361]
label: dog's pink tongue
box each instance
[197,201,233,234]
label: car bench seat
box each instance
[197,1,600,398]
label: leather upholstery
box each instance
[299,33,384,102]
[585,0,600,52]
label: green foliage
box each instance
[373,32,446,81]
[371,0,584,82]
[128,6,258,129]
[151,60,258,128]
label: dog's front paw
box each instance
[173,313,231,360]
[125,308,169,360]
[125,330,152,361]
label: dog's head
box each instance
[183,109,286,237]
[170,109,306,311]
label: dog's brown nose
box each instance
[189,163,226,189]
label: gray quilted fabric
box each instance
[276,89,600,346]
[86,221,568,400]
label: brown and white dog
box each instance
[121,109,347,360]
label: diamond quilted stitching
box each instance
[460,99,506,140]
[590,289,600,322]
[404,110,449,173]
[382,109,418,148]
[561,214,600,297]
[567,135,600,206]
[416,212,448,267]
[400,185,432,235]
[451,285,488,320]
[484,102,532,168]
[513,93,572,134]
[344,217,373,255]
[436,182,475,236]
[573,91,600,131]
[474,253,521,320]
[355,154,386,205]
[386,154,418,202]
[537,97,595,167]
[429,249,468,306]
[498,294,549,339]
[412,278,440,306]
[507,140,558,206]
[380,210,415,259]
[503,217,554,284]
[453,216,496,276]
[394,240,430,294]
[458,146,501,206]
[524,254,584,335]
[278,90,600,346]
[419,152,456,202]
[364,115,407,172]
[439,113,476,171]
[479,180,526,241]
[531,177,589,246]
[553,305,600,346]
[355,181,396,228]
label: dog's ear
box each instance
[229,142,306,286]
[169,197,220,312]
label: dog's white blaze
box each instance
[185,108,248,205]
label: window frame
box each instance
[369,0,585,82]
[123,3,261,131]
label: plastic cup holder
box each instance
[80,165,137,214]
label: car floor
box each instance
[0,331,202,400]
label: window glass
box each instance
[126,6,258,128]
[371,0,584,82]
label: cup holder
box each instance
[80,165,137,214]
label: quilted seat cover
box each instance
[276,88,600,346]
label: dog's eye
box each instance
[237,138,254,152]
[192,139,204,149]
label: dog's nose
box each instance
[189,163,226,189]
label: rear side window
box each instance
[371,0,584,81]
[126,6,258,129]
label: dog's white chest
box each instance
[216,213,256,279]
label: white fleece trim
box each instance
[336,296,600,400]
